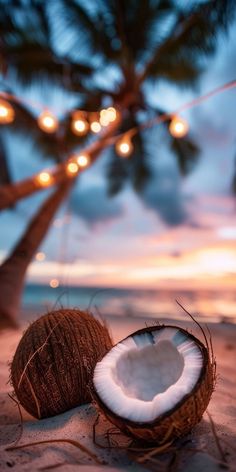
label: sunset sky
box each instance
[0,17,236,290]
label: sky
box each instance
[0,14,236,290]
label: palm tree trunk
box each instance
[0,163,69,211]
[0,112,124,328]
[0,181,72,328]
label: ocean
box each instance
[22,283,236,324]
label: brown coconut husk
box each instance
[92,324,216,444]
[10,308,113,419]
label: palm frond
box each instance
[150,107,200,175]
[130,128,152,192]
[142,0,235,83]
[54,1,106,55]
[5,98,62,162]
[97,0,174,63]
[107,113,151,195]
[0,1,49,46]
[106,151,129,196]
[170,135,200,176]
[78,91,105,112]
[5,93,109,162]
[4,42,92,88]
[1,0,93,88]
[147,51,202,85]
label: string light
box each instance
[90,121,102,133]
[36,171,53,187]
[0,78,234,140]
[50,278,59,288]
[99,107,117,127]
[89,112,101,133]
[169,116,189,138]
[115,134,134,157]
[99,109,111,127]
[107,106,117,122]
[71,111,89,136]
[0,79,235,202]
[35,252,45,261]
[66,160,79,176]
[38,110,58,133]
[75,153,90,168]
[0,98,15,124]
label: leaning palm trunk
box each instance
[0,181,72,328]
[0,114,124,328]
[0,164,69,211]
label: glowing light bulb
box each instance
[50,278,59,288]
[35,252,45,261]
[0,99,15,124]
[169,116,189,138]
[99,107,117,126]
[90,121,102,133]
[99,116,110,126]
[38,110,58,133]
[71,112,88,136]
[66,161,79,175]
[99,109,110,127]
[76,153,90,168]
[107,107,117,122]
[36,171,53,187]
[115,135,134,157]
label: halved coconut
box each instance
[93,325,215,443]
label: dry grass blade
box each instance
[92,413,132,450]
[17,319,62,389]
[175,300,209,351]
[25,371,41,418]
[92,414,107,449]
[136,441,174,463]
[205,324,216,377]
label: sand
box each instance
[0,315,236,472]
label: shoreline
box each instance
[20,305,236,327]
[21,283,236,326]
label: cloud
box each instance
[140,169,186,225]
[70,184,124,225]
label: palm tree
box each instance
[0,0,235,326]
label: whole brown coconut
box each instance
[93,325,215,444]
[11,308,113,419]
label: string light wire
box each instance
[1,79,235,144]
[0,78,235,197]
[107,78,236,145]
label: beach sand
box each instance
[0,315,236,471]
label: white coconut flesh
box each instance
[93,327,204,423]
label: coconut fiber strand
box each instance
[11,309,112,419]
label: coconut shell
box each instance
[93,325,215,444]
[11,308,113,419]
